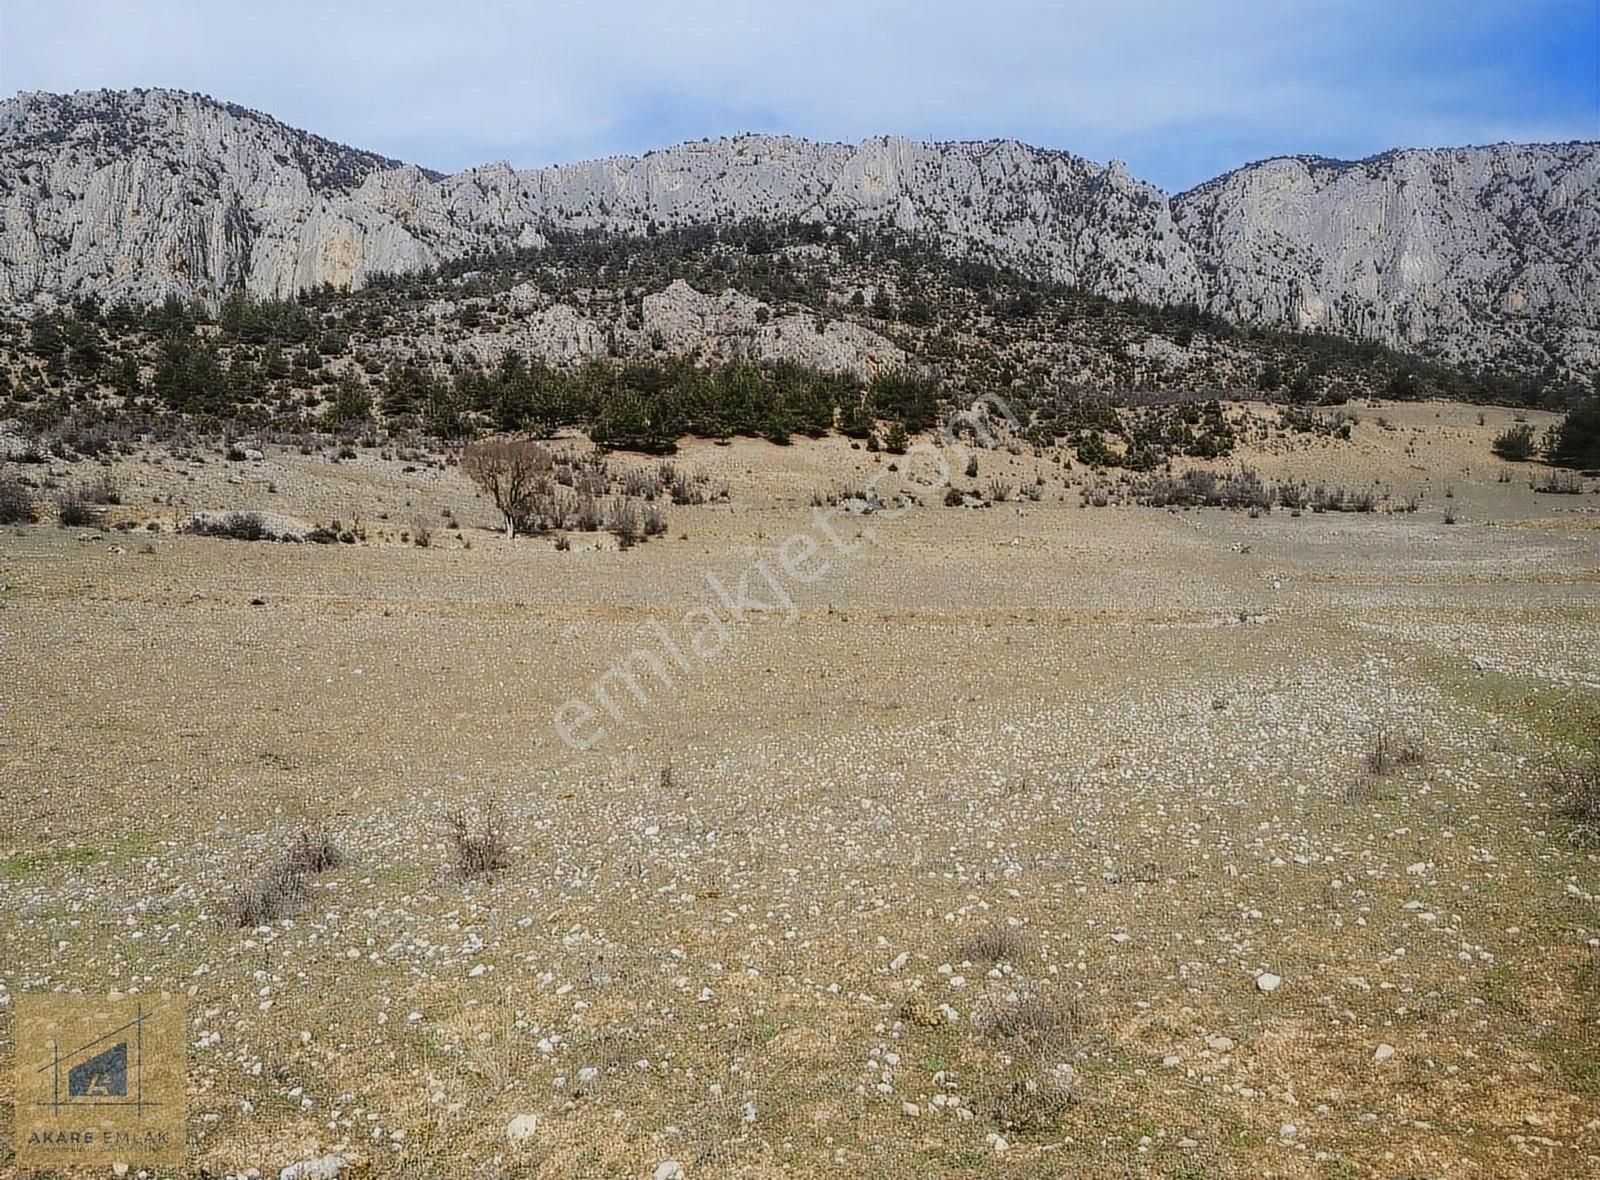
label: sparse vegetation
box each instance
[444,799,513,879]
[181,510,269,541]
[958,923,1030,964]
[227,827,343,927]
[1366,726,1425,775]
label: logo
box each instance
[68,1040,129,1098]
[14,994,186,1166]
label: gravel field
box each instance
[3,401,1599,1179]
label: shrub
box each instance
[1366,726,1425,775]
[1491,424,1536,461]
[1534,470,1584,495]
[80,473,121,504]
[573,492,603,532]
[959,923,1030,964]
[183,511,269,541]
[607,497,642,547]
[285,827,343,874]
[987,1060,1078,1134]
[229,861,308,927]
[444,801,513,879]
[971,985,1080,1052]
[228,827,343,927]
[55,488,97,527]
[1075,433,1118,467]
[1551,759,1600,843]
[1547,397,1600,469]
[0,472,37,523]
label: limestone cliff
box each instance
[2,87,1596,371]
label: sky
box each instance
[1,0,1596,192]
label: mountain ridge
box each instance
[2,87,1596,375]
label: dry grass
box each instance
[227,827,343,926]
[970,982,1082,1053]
[957,922,1031,964]
[986,1060,1078,1134]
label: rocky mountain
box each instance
[1,87,1596,374]
[1175,147,1600,371]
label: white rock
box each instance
[279,1156,345,1180]
[1255,973,1283,993]
[506,1113,540,1143]
[653,1162,686,1180]
[1373,1043,1396,1063]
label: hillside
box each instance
[5,221,1595,474]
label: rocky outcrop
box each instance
[1172,147,1600,368]
[2,88,1597,371]
[417,280,904,377]
[640,280,905,376]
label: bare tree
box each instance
[461,437,552,538]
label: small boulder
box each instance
[279,1155,345,1180]
[505,1113,540,1143]
[1255,972,1282,994]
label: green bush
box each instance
[327,375,372,425]
[1075,433,1118,468]
[1547,398,1600,469]
[1491,423,1536,461]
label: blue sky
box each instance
[1,0,1595,191]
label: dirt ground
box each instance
[3,400,1599,1179]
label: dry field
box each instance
[3,400,1599,1179]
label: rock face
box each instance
[1173,147,1600,368]
[2,88,1597,369]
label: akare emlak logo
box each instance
[14,994,186,1166]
